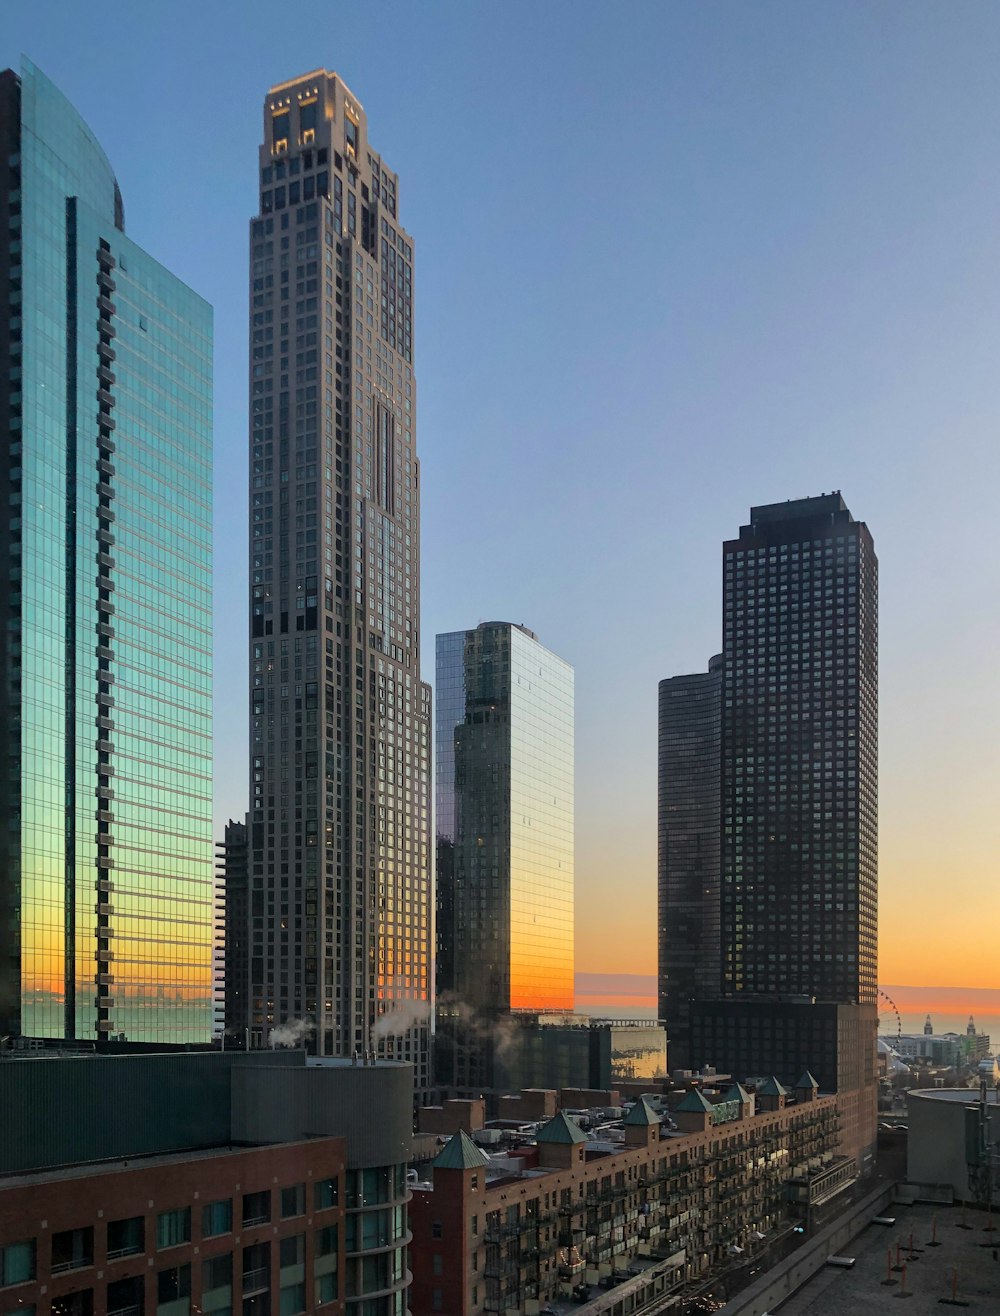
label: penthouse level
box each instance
[410,1078,851,1316]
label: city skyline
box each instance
[3,4,998,1005]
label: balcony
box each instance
[242,1267,269,1294]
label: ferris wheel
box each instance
[878,987,902,1045]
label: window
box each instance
[314,1177,338,1210]
[202,1199,233,1238]
[242,1189,271,1227]
[431,1221,442,1239]
[107,1216,144,1259]
[50,1293,92,1316]
[0,1241,35,1287]
[281,1184,305,1218]
[51,1227,93,1273]
[315,1227,337,1258]
[273,110,290,151]
[202,1252,232,1309]
[156,1263,191,1315]
[280,1283,306,1316]
[315,1269,337,1306]
[156,1209,191,1250]
[432,1289,443,1311]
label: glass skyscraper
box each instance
[246,72,431,1088]
[0,60,214,1044]
[436,622,574,1090]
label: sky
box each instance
[6,2,999,1000]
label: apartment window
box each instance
[242,1189,271,1227]
[202,1252,232,1310]
[281,1184,305,1218]
[279,1235,305,1315]
[50,1293,92,1316]
[107,1216,144,1259]
[0,1240,35,1287]
[156,1209,191,1250]
[432,1289,443,1311]
[156,1262,191,1316]
[202,1198,233,1238]
[315,1227,337,1258]
[51,1227,93,1273]
[431,1221,442,1239]
[314,1177,338,1210]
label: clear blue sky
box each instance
[7,2,999,985]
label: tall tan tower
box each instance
[247,71,431,1090]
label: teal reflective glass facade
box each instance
[0,60,213,1043]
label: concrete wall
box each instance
[717,1179,896,1316]
[232,1057,414,1168]
[907,1089,1000,1201]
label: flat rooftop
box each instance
[774,1201,999,1314]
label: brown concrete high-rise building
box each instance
[246,71,431,1090]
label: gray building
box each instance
[246,71,431,1087]
[0,60,214,1046]
[435,623,574,1091]
[657,654,722,1070]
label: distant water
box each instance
[574,975,998,1052]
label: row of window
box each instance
[0,1180,338,1287]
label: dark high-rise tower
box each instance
[720,493,877,1004]
[686,492,879,1170]
[0,60,214,1045]
[247,71,431,1087]
[657,654,722,1071]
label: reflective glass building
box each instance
[0,61,214,1044]
[246,72,431,1088]
[436,623,574,1090]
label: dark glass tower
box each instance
[0,60,214,1045]
[720,493,877,1004]
[436,623,574,1090]
[657,654,722,1071]
[247,72,431,1088]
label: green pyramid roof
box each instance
[795,1071,819,1090]
[757,1076,789,1097]
[675,1088,714,1113]
[723,1082,751,1104]
[623,1096,659,1126]
[536,1111,587,1145]
[433,1129,491,1170]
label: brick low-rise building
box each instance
[0,1139,344,1316]
[410,1085,847,1316]
[0,1049,413,1316]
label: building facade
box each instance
[0,59,213,1045]
[435,623,574,1091]
[0,1050,413,1316]
[246,71,431,1084]
[720,494,877,1005]
[712,494,878,1170]
[218,817,249,1043]
[657,655,722,1071]
[410,1089,845,1316]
